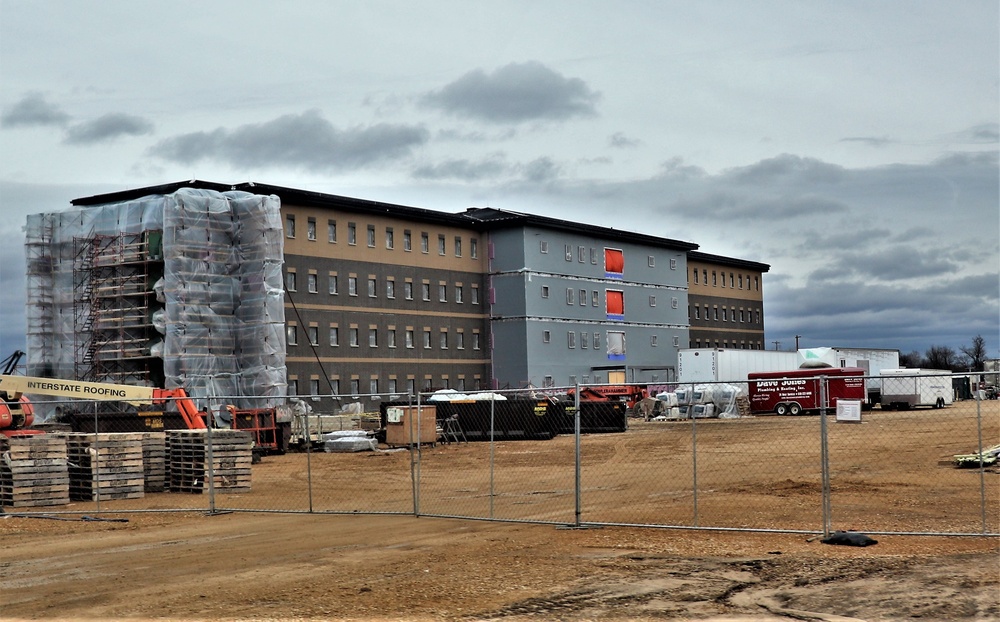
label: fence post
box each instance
[975,390,988,534]
[304,406,313,513]
[93,408,101,512]
[489,392,496,519]
[206,415,216,514]
[691,382,698,527]
[819,377,831,537]
[411,392,420,517]
[573,382,582,528]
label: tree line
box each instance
[898,335,993,372]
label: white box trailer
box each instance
[677,349,799,384]
[798,347,900,407]
[879,368,954,409]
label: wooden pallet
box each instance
[0,436,70,507]
[166,430,253,494]
[57,433,146,501]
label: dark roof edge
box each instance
[70,180,232,206]
[689,250,770,272]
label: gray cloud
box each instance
[148,110,429,171]
[956,123,999,144]
[63,113,154,145]
[521,157,561,183]
[723,154,848,185]
[609,132,641,148]
[810,247,959,281]
[839,136,894,147]
[422,61,600,123]
[413,154,510,181]
[1,92,71,128]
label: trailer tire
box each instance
[775,403,789,416]
[788,402,802,416]
[935,397,945,409]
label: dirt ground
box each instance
[2,401,998,621]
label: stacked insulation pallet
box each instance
[167,429,253,494]
[141,432,167,493]
[62,432,145,501]
[0,435,70,508]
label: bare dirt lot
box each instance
[2,401,998,621]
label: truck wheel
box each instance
[935,398,944,409]
[775,403,788,416]
[788,402,802,416]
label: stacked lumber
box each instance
[736,396,752,418]
[167,429,253,494]
[141,432,167,492]
[0,435,70,508]
[62,432,145,501]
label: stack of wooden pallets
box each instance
[141,432,167,493]
[167,429,253,494]
[62,432,145,501]
[0,435,70,508]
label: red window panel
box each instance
[606,289,624,318]
[604,248,624,276]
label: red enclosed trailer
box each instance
[747,367,866,415]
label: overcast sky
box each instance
[1,0,997,362]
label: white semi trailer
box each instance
[677,349,799,384]
[879,368,954,409]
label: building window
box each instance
[288,379,297,396]
[592,291,599,307]
[594,332,601,350]
[328,219,337,243]
[385,228,394,249]
[370,379,379,395]
[350,379,360,395]
[348,222,357,245]
[455,285,463,303]
[649,295,656,307]
[540,240,549,253]
[438,234,446,255]
[607,331,625,359]
[755,276,759,291]
[403,230,412,251]
[671,297,679,309]
[386,279,395,299]
[307,217,316,241]
[285,215,295,238]
[440,331,448,349]
[590,248,598,264]
[580,332,589,349]
[421,232,429,253]
[472,332,481,350]
[422,282,431,301]
[670,258,677,270]
[286,324,297,345]
[387,329,396,348]
[579,289,586,306]
[604,248,624,278]
[647,255,655,267]
[695,306,701,320]
[348,276,358,296]
[309,379,320,399]
[739,274,744,289]
[349,327,359,347]
[703,269,708,284]
[307,273,318,293]
[712,271,717,286]
[454,236,462,257]
[566,288,575,305]
[606,289,624,320]
[541,286,549,298]
[438,284,447,302]
[470,238,478,258]
[673,335,680,347]
[423,329,432,349]
[405,329,414,348]
[693,268,699,284]
[567,331,576,349]
[369,328,378,347]
[308,326,319,346]
[330,379,340,395]
[471,285,479,305]
[328,274,338,295]
[730,273,735,287]
[543,330,551,343]
[723,308,728,322]
[367,225,376,248]
[565,244,573,261]
[285,271,296,292]
[404,281,413,300]
[368,278,377,297]
[329,326,339,347]
[714,307,719,321]
[388,378,397,394]
[651,335,658,347]
[578,246,586,262]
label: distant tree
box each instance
[959,335,988,372]
[924,345,958,371]
[899,350,923,368]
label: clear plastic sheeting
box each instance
[24,187,286,419]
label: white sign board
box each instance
[836,400,862,423]
[386,407,403,424]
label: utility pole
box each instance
[795,335,802,350]
[772,340,781,351]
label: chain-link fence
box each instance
[3,373,997,537]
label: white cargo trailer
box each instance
[879,368,953,409]
[677,349,799,384]
[798,347,900,407]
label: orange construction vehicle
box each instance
[566,385,649,411]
